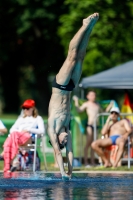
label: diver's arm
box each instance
[66,131,73,177]
[48,127,67,177]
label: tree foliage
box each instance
[0,0,133,114]
[0,0,66,114]
[58,0,133,77]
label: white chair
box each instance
[27,133,48,172]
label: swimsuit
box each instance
[52,77,75,91]
[110,135,120,145]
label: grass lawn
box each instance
[47,165,133,172]
[1,160,133,172]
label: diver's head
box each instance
[58,132,68,149]
[49,132,68,150]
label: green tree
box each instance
[0,0,66,114]
[58,0,133,103]
[58,0,133,77]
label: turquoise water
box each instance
[0,172,133,199]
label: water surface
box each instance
[0,172,133,199]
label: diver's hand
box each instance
[62,173,71,181]
[67,173,72,179]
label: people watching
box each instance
[73,91,113,167]
[91,107,132,168]
[3,99,45,172]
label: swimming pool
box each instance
[0,172,133,199]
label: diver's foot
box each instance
[83,13,99,28]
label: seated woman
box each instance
[3,99,45,172]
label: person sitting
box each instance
[3,99,45,172]
[16,148,41,171]
[91,107,132,168]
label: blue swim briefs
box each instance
[110,135,120,145]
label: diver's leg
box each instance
[56,13,99,85]
[71,13,99,86]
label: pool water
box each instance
[0,172,133,199]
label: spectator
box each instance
[3,99,45,172]
[73,91,112,167]
[91,107,132,167]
